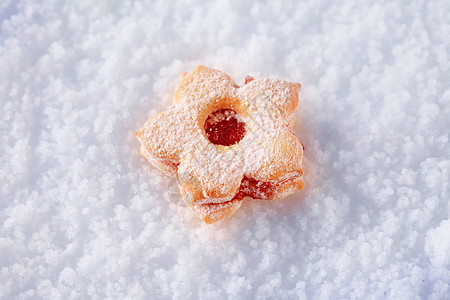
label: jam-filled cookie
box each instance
[135,66,304,224]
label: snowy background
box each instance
[1,0,449,299]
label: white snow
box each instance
[1,0,449,299]
[425,219,450,268]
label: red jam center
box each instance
[204,109,246,146]
[233,177,277,201]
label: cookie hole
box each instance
[204,109,246,146]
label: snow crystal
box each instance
[425,220,450,268]
[1,0,449,299]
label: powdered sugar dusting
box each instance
[136,66,304,219]
[2,0,449,298]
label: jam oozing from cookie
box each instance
[233,176,277,201]
[204,109,246,146]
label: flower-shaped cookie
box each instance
[135,65,304,223]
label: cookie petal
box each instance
[174,65,238,106]
[243,128,304,182]
[135,108,191,163]
[177,147,245,206]
[190,199,243,224]
[238,78,301,128]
